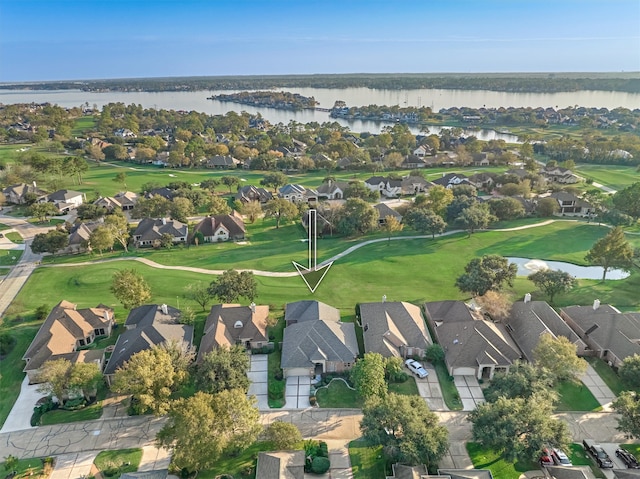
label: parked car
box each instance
[551,448,573,466]
[616,448,640,469]
[540,448,554,467]
[583,439,614,468]
[405,359,428,379]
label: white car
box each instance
[405,359,428,379]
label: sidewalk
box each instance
[580,364,616,411]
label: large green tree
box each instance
[455,255,517,297]
[484,361,555,403]
[612,182,640,219]
[528,269,578,304]
[196,345,250,394]
[612,391,640,438]
[360,393,449,467]
[208,269,257,303]
[585,227,634,281]
[89,225,114,255]
[110,268,152,310]
[184,282,213,311]
[264,421,303,450]
[533,334,587,383]
[37,359,101,403]
[404,208,447,238]
[104,211,130,252]
[30,230,69,254]
[456,203,496,236]
[336,198,379,237]
[350,352,388,401]
[28,202,59,223]
[619,354,640,388]
[263,197,298,229]
[260,172,288,192]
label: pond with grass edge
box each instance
[507,257,630,280]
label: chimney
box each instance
[382,295,386,303]
[161,304,168,315]
[162,218,167,225]
[33,181,37,188]
[103,310,110,322]
[593,299,600,311]
[524,293,531,304]
[250,302,256,314]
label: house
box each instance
[66,221,103,254]
[401,176,433,195]
[316,180,348,200]
[103,304,193,384]
[548,191,593,216]
[424,300,521,379]
[402,155,429,169]
[364,176,402,198]
[132,218,188,247]
[144,187,175,200]
[386,465,493,479]
[120,471,168,479]
[197,303,269,361]
[255,451,305,479]
[192,213,246,243]
[206,155,239,169]
[278,184,318,204]
[467,173,496,190]
[2,183,46,205]
[42,189,85,213]
[561,302,640,367]
[94,191,138,212]
[359,301,432,358]
[432,173,470,189]
[541,166,580,184]
[235,185,272,204]
[413,144,434,158]
[472,153,490,166]
[22,300,114,383]
[374,203,402,225]
[114,128,137,139]
[284,300,340,326]
[507,299,587,362]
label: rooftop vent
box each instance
[234,320,243,329]
[250,302,256,313]
[524,293,532,303]
[161,304,168,315]
[593,299,601,310]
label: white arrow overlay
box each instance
[292,209,333,293]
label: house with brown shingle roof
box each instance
[22,300,114,383]
[192,212,246,243]
[197,303,269,362]
[255,451,305,479]
[2,183,47,205]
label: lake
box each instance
[1,86,638,136]
[507,257,630,280]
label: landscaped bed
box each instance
[434,362,463,411]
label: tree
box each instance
[184,282,212,311]
[112,343,190,415]
[612,391,640,438]
[196,345,250,394]
[336,198,379,237]
[205,195,231,216]
[89,225,114,255]
[68,362,102,401]
[220,175,240,193]
[157,390,261,473]
[536,197,559,217]
[113,172,127,189]
[382,215,403,245]
[104,212,130,252]
[240,201,262,223]
[484,361,554,403]
[585,227,634,281]
[28,202,59,223]
[132,195,172,219]
[533,334,587,383]
[208,269,257,303]
[528,269,577,303]
[260,172,288,192]
[618,354,640,388]
[456,203,496,236]
[404,208,447,238]
[111,269,151,309]
[170,197,195,223]
[30,230,69,254]
[263,197,298,229]
[612,182,640,219]
[468,393,571,463]
[455,255,518,297]
[264,421,303,450]
[427,185,454,217]
[64,156,88,184]
[350,352,388,401]
[37,358,72,402]
[475,290,512,322]
[488,197,525,221]
[200,178,220,192]
[360,393,449,467]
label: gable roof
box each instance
[235,185,272,203]
[47,189,83,201]
[256,451,305,479]
[193,214,246,239]
[125,304,181,328]
[133,218,188,241]
[360,302,431,357]
[316,181,348,196]
[281,320,358,369]
[197,304,269,362]
[284,300,340,324]
[374,203,402,221]
[432,173,470,187]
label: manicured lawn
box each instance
[316,379,361,408]
[567,443,606,478]
[40,402,103,425]
[0,250,23,266]
[0,457,47,479]
[5,231,24,243]
[267,318,285,408]
[587,357,628,396]
[388,376,419,396]
[554,380,602,412]
[574,164,640,191]
[349,439,387,479]
[93,448,142,476]
[0,223,10,231]
[198,441,281,479]
[72,116,97,137]
[434,362,463,411]
[466,442,539,479]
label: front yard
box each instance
[434,362,463,410]
[349,439,386,479]
[93,449,142,478]
[554,380,602,412]
[466,442,538,479]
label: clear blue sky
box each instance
[0,0,638,82]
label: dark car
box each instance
[540,448,554,467]
[583,439,614,468]
[616,448,640,469]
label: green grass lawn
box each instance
[620,444,640,458]
[0,250,23,266]
[72,116,97,137]
[467,442,539,479]
[567,443,606,478]
[554,380,602,412]
[587,357,628,396]
[40,401,103,425]
[0,223,10,231]
[574,164,640,191]
[0,457,47,479]
[388,376,419,396]
[93,448,143,477]
[349,439,387,479]
[316,379,361,408]
[5,231,24,243]
[434,362,463,411]
[198,441,282,479]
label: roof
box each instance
[47,189,83,201]
[547,466,596,479]
[22,300,113,372]
[124,304,181,328]
[68,221,101,245]
[613,470,640,479]
[255,451,305,479]
[424,301,521,371]
[508,301,585,362]
[197,304,269,362]
[235,185,272,203]
[561,304,640,361]
[281,320,359,369]
[120,470,168,479]
[374,203,402,221]
[285,300,340,324]
[193,214,246,239]
[133,218,188,241]
[2,183,46,198]
[389,464,429,479]
[360,302,431,357]
[432,173,469,187]
[316,181,348,195]
[438,469,494,479]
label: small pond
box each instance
[507,257,630,281]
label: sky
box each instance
[0,0,639,82]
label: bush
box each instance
[31,396,56,426]
[103,466,120,477]
[0,332,16,356]
[318,441,329,458]
[35,304,50,320]
[268,379,285,400]
[424,344,445,364]
[63,397,86,410]
[265,421,302,449]
[310,456,331,474]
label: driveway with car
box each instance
[414,363,447,411]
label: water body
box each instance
[507,257,630,280]
[1,86,638,136]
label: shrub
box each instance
[35,304,50,320]
[318,441,329,458]
[310,456,331,474]
[63,397,86,410]
[268,379,285,400]
[0,332,16,356]
[31,396,56,426]
[265,421,303,449]
[424,344,445,364]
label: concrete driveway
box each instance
[415,364,447,411]
[454,376,485,411]
[285,376,311,409]
[0,375,44,433]
[49,452,97,479]
[247,354,269,410]
[581,365,616,411]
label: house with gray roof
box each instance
[22,300,114,383]
[400,175,433,195]
[507,300,587,362]
[360,301,432,358]
[132,217,188,247]
[547,191,593,216]
[120,471,168,479]
[278,184,318,204]
[255,451,305,479]
[2,183,47,204]
[104,304,193,384]
[284,300,340,326]
[65,221,103,254]
[205,155,239,169]
[432,173,471,189]
[374,203,402,226]
[192,212,246,243]
[42,189,85,212]
[316,180,348,200]
[424,300,521,379]
[197,303,269,362]
[235,185,272,204]
[94,191,138,211]
[386,466,493,479]
[560,302,640,367]
[364,176,402,198]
